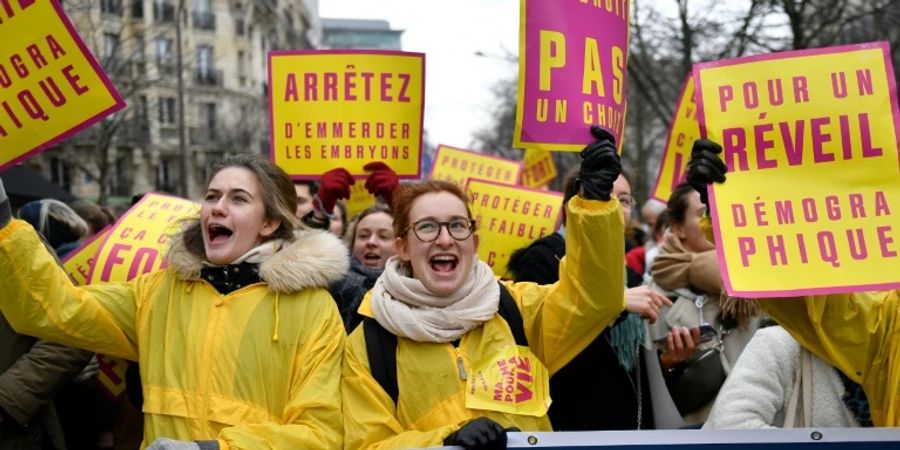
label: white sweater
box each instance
[704,326,859,429]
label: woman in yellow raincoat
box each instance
[341,126,627,450]
[685,139,896,426]
[0,155,348,449]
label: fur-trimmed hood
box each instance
[166,228,350,294]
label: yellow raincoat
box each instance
[759,290,900,426]
[342,196,626,449]
[0,220,350,449]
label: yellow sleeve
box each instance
[0,220,139,360]
[219,294,345,449]
[758,290,898,385]
[504,196,626,375]
[341,329,458,450]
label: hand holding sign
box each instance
[686,139,728,210]
[578,126,621,201]
[363,162,399,206]
[316,168,355,216]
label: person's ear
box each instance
[259,218,280,238]
[670,222,687,240]
[395,237,410,262]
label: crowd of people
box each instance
[0,127,888,450]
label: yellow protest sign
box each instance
[345,181,378,222]
[268,50,424,179]
[467,179,563,276]
[651,74,700,202]
[88,194,199,284]
[466,345,551,417]
[431,145,523,187]
[694,42,900,297]
[61,227,126,399]
[520,149,558,188]
[0,0,124,170]
[62,227,110,286]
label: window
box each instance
[153,0,173,22]
[197,45,212,76]
[132,0,144,18]
[155,37,173,74]
[137,95,148,122]
[235,17,245,36]
[199,102,216,139]
[237,50,245,86]
[133,34,145,62]
[156,158,176,192]
[100,0,122,15]
[158,96,175,124]
[103,32,120,63]
[50,157,71,190]
[196,45,217,85]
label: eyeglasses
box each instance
[617,194,635,209]
[406,218,476,243]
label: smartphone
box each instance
[653,324,717,346]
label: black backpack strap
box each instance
[363,318,399,404]
[364,282,526,405]
[497,282,528,346]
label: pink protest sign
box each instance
[514,0,629,152]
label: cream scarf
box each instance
[370,256,499,343]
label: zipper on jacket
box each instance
[454,346,467,381]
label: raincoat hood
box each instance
[166,228,350,294]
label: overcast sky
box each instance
[318,0,520,150]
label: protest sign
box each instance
[345,181,378,221]
[694,42,900,296]
[0,0,124,170]
[61,226,126,399]
[514,0,629,151]
[269,50,424,179]
[466,345,551,417]
[520,149,558,188]
[430,145,523,187]
[88,193,199,284]
[62,226,110,286]
[651,74,700,202]
[467,179,562,276]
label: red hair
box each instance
[391,180,474,238]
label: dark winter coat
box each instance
[329,256,383,332]
[508,232,654,430]
[0,313,92,450]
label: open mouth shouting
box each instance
[429,254,459,274]
[207,223,234,245]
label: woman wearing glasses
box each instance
[341,127,628,450]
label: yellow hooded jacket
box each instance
[0,220,349,449]
[341,196,626,450]
[759,290,900,426]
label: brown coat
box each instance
[0,313,93,450]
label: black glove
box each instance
[0,178,10,228]
[685,139,727,209]
[443,417,508,450]
[578,125,622,201]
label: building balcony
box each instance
[195,69,223,87]
[117,119,151,146]
[189,127,217,146]
[157,62,175,77]
[154,2,174,23]
[193,11,215,30]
